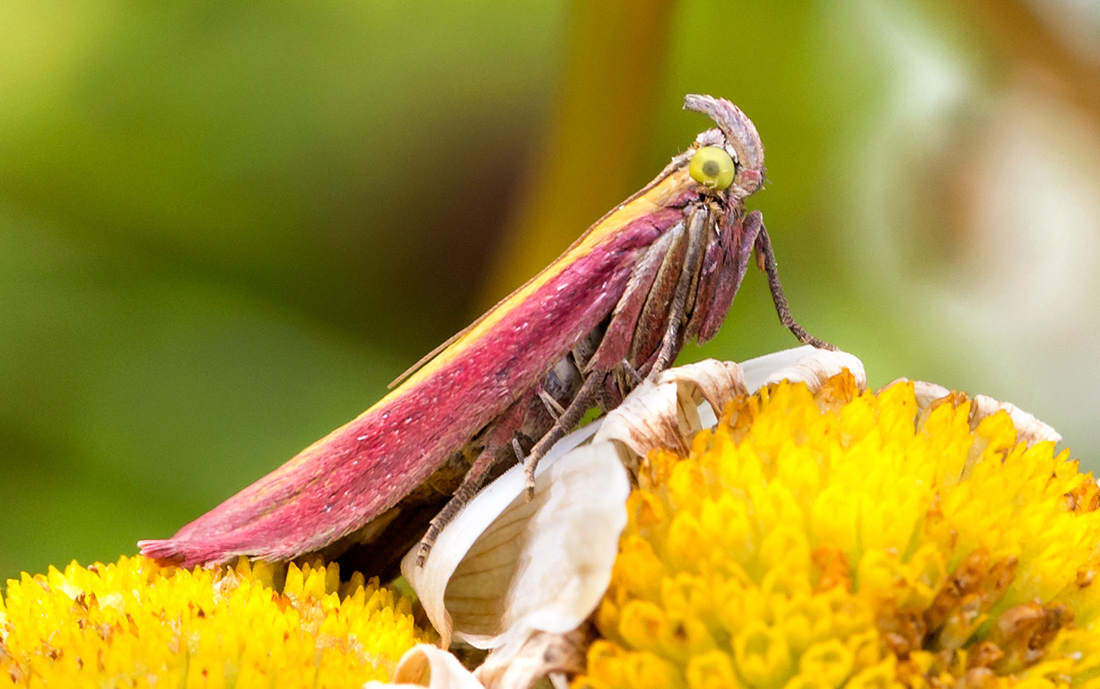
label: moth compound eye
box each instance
[689,146,735,190]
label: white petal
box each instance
[970,394,1062,445]
[473,629,588,689]
[592,351,868,480]
[892,379,1062,446]
[402,430,628,650]
[363,644,485,689]
[908,380,952,409]
[656,359,748,418]
[740,345,867,391]
[593,379,694,465]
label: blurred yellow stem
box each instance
[479,0,676,308]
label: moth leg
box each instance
[538,387,566,420]
[415,443,506,565]
[586,226,681,373]
[753,216,836,350]
[519,212,707,492]
[650,206,710,375]
[581,226,682,411]
[617,357,643,389]
[683,203,746,344]
[627,225,692,370]
[415,399,531,566]
[522,371,604,498]
[601,357,646,411]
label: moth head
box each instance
[684,94,765,197]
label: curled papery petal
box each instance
[970,394,1061,445]
[656,359,748,420]
[402,430,629,650]
[473,628,591,689]
[739,344,867,391]
[364,644,486,689]
[597,350,868,468]
[593,379,697,466]
[896,379,1062,447]
[910,379,952,409]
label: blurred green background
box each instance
[2,0,1098,581]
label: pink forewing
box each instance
[140,208,685,567]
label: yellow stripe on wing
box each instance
[383,164,695,402]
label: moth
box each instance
[140,95,831,574]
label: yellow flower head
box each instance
[579,373,1099,689]
[0,556,430,687]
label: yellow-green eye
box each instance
[689,146,736,190]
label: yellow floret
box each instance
[0,555,430,687]
[576,374,1100,689]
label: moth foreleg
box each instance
[415,398,531,566]
[586,227,681,373]
[521,371,604,498]
[650,206,711,375]
[538,387,566,420]
[517,228,691,496]
[684,204,749,344]
[614,357,643,395]
[751,213,836,351]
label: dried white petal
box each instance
[970,394,1061,445]
[741,345,866,392]
[473,629,590,689]
[593,379,694,466]
[889,379,1062,447]
[594,350,868,479]
[402,432,628,650]
[908,380,953,409]
[593,359,750,467]
[656,359,748,418]
[363,644,486,689]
